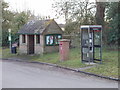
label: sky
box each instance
[5,0,54,16]
[4,0,119,24]
[4,0,66,24]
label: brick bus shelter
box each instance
[18,19,63,55]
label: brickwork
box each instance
[19,35,28,54]
[34,35,44,54]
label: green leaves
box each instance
[106,2,119,45]
[53,0,96,24]
[2,1,36,46]
[65,21,78,34]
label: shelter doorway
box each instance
[28,35,34,54]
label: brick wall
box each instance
[34,35,44,54]
[19,35,28,54]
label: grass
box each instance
[1,47,32,60]
[31,48,87,68]
[1,47,118,78]
[1,48,17,58]
[1,47,87,68]
[84,49,118,78]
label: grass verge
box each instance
[1,47,118,78]
[83,49,118,78]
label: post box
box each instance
[59,39,70,61]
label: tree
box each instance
[53,0,96,24]
[52,0,72,24]
[0,0,2,46]
[106,2,120,45]
[95,2,106,25]
[70,1,96,25]
[65,21,79,34]
[53,0,96,34]
[14,11,30,31]
[11,10,37,44]
[2,1,40,46]
[95,1,109,45]
[2,1,15,46]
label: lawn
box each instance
[1,47,87,68]
[1,47,118,78]
[1,47,32,60]
[84,49,118,78]
[31,48,87,68]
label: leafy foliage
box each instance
[53,0,96,35]
[2,1,14,46]
[65,21,79,34]
[53,0,119,46]
[106,2,119,45]
[2,1,40,46]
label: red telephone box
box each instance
[59,39,70,61]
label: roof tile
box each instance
[18,19,52,34]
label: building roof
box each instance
[18,19,55,34]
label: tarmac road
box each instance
[1,60,118,88]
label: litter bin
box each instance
[59,39,70,61]
[11,46,17,54]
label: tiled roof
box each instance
[18,19,53,34]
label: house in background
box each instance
[18,19,63,55]
[58,24,65,31]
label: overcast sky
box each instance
[4,0,66,24]
[5,0,54,16]
[4,0,97,24]
[4,0,119,24]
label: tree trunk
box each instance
[95,2,105,26]
[95,1,106,45]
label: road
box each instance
[1,60,118,88]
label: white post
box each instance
[8,29,11,53]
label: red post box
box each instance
[59,39,70,61]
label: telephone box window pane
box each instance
[94,32,101,45]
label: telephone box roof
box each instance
[80,25,102,28]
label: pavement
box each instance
[1,59,118,88]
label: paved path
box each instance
[1,60,118,88]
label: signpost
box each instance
[8,29,11,53]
